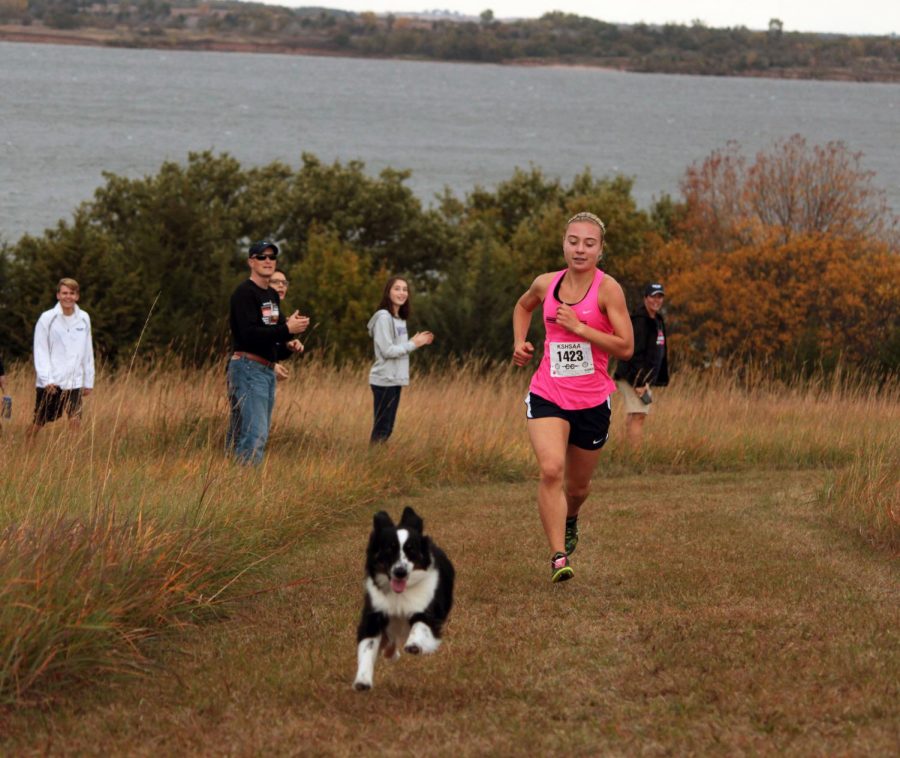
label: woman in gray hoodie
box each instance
[366,276,433,443]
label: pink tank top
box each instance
[529,268,616,410]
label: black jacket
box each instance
[614,305,669,387]
[229,279,293,363]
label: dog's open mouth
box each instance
[390,577,408,593]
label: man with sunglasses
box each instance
[613,282,669,449]
[227,241,309,465]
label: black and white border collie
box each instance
[353,507,455,691]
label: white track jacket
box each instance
[33,303,95,390]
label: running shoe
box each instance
[550,552,574,583]
[564,516,579,555]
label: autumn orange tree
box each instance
[659,135,900,373]
[667,231,899,371]
[679,135,897,251]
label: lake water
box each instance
[2,40,898,241]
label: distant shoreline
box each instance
[2,24,896,83]
[0,24,355,59]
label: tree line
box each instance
[3,1,898,82]
[1,135,897,375]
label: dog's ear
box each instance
[373,511,394,531]
[399,507,423,533]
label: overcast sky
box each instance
[270,1,899,36]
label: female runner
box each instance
[513,212,634,582]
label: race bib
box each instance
[550,341,594,378]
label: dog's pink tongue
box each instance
[390,577,407,593]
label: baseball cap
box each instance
[248,240,279,257]
[644,283,665,297]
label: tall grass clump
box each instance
[605,365,897,472]
[820,439,900,554]
[0,357,896,705]
[0,511,227,706]
[0,358,533,705]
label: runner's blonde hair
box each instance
[566,212,605,240]
[57,277,80,293]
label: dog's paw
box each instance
[405,622,441,655]
[353,680,372,691]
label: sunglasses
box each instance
[252,253,278,261]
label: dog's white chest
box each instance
[366,570,439,616]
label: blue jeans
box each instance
[226,357,276,465]
[370,385,402,443]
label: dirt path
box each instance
[3,470,898,755]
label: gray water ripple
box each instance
[1,41,897,241]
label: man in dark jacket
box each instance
[613,282,669,448]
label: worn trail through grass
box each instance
[3,470,898,755]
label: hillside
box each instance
[1,2,898,81]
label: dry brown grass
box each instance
[821,440,900,554]
[0,358,896,723]
[2,473,897,755]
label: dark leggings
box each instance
[370,385,402,443]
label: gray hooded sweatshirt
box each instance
[367,309,418,387]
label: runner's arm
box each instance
[555,279,634,360]
[513,275,549,366]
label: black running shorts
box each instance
[34,387,83,426]
[524,391,611,451]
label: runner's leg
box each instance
[564,444,603,518]
[527,416,571,555]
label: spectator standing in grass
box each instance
[269,269,304,382]
[613,282,669,449]
[513,212,633,583]
[367,276,433,443]
[227,242,308,465]
[29,278,95,436]
[269,269,289,302]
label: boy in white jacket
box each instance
[30,278,95,434]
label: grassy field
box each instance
[0,360,897,753]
